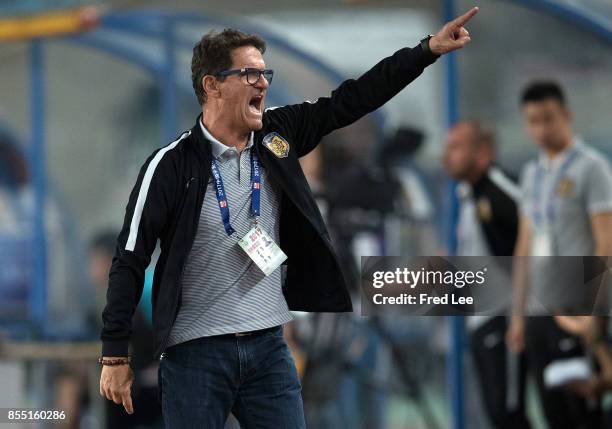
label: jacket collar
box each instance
[188,114,212,166]
[455,167,491,198]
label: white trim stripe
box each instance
[489,167,520,202]
[125,131,190,251]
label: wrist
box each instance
[420,34,441,60]
[511,314,524,326]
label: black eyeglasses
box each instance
[215,68,274,86]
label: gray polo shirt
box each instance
[520,138,612,255]
[519,138,612,312]
[167,122,293,347]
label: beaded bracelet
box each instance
[98,357,131,366]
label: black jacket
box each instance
[470,167,519,256]
[101,44,438,359]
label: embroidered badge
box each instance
[477,197,492,222]
[262,132,290,158]
[557,177,575,198]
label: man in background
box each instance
[507,81,612,428]
[444,121,530,428]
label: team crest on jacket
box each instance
[263,132,290,158]
[477,197,492,222]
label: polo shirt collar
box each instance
[456,181,472,200]
[199,118,254,160]
[538,136,582,171]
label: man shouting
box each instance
[100,7,479,428]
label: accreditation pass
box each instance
[238,225,287,276]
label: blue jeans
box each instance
[158,326,306,429]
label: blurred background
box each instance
[0,0,611,428]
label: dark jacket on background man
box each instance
[472,167,519,255]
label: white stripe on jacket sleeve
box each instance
[125,131,190,252]
[488,167,520,203]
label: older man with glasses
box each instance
[99,8,479,428]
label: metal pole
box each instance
[29,38,48,334]
[443,0,465,428]
[161,14,177,144]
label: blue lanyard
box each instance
[210,149,261,236]
[532,148,578,228]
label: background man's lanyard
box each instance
[532,147,579,228]
[210,150,261,236]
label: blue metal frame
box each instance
[442,0,465,426]
[29,38,48,332]
[161,15,178,143]
[507,0,612,44]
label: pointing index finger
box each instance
[453,7,479,27]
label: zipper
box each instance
[158,259,189,357]
[157,176,202,358]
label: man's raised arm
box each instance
[268,7,479,157]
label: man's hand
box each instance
[99,361,135,414]
[430,7,479,56]
[506,315,525,353]
[555,316,603,346]
[565,376,603,399]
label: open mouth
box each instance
[248,94,264,115]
